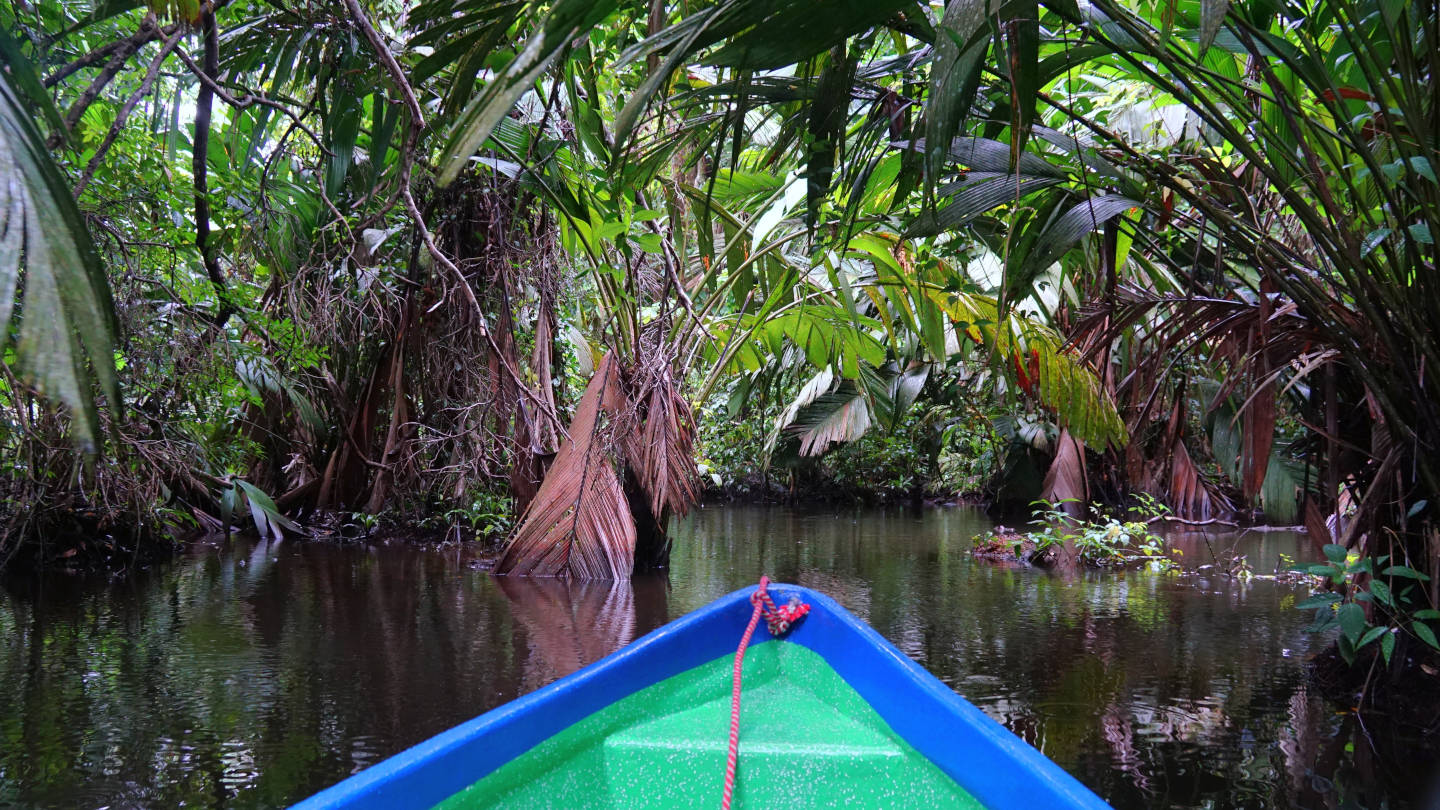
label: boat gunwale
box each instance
[291,584,1110,810]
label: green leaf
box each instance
[1414,609,1440,620]
[236,479,301,539]
[1381,631,1395,664]
[438,0,621,186]
[219,484,238,532]
[1337,602,1366,645]
[1009,194,1141,301]
[1002,0,1040,159]
[943,136,1064,177]
[612,6,726,152]
[1369,579,1394,607]
[324,44,364,199]
[1323,543,1347,563]
[905,172,1063,238]
[1296,593,1341,610]
[0,26,68,141]
[789,383,873,456]
[1198,0,1231,54]
[1357,625,1387,649]
[704,0,916,70]
[369,90,398,167]
[1413,620,1440,650]
[924,0,995,193]
[1381,565,1430,581]
[1361,228,1391,257]
[805,45,858,224]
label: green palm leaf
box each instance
[436,0,621,186]
[0,75,120,451]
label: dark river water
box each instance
[0,505,1435,809]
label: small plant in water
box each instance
[971,525,1031,558]
[347,511,380,538]
[970,498,1181,571]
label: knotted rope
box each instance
[721,576,811,809]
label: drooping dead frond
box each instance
[496,355,634,579]
[1164,438,1224,521]
[1040,429,1088,518]
[622,370,699,521]
[1149,399,1233,521]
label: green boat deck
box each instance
[436,642,983,808]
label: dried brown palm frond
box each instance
[621,365,699,521]
[1073,285,1325,517]
[1162,437,1224,521]
[1040,429,1088,518]
[496,354,635,578]
[1148,399,1234,521]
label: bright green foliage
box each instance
[978,497,1181,571]
[698,386,1002,500]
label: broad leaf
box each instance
[1198,0,1231,55]
[1337,602,1365,645]
[925,0,996,193]
[1008,194,1142,301]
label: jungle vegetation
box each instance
[1,0,1437,678]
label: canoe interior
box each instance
[434,640,983,809]
[291,585,1109,810]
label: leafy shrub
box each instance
[1295,546,1440,666]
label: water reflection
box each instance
[0,505,1433,809]
[495,576,668,689]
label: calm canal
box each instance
[0,505,1433,808]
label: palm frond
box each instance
[622,364,699,521]
[497,355,634,579]
[0,74,120,451]
[1039,429,1087,517]
[790,382,873,456]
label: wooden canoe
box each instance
[293,582,1110,809]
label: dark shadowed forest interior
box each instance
[1,0,1438,807]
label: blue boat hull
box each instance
[293,583,1110,809]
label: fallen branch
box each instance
[1146,515,1239,527]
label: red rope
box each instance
[721,576,811,810]
[721,576,767,810]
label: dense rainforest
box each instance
[1,0,1438,727]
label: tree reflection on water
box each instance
[0,505,1434,808]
